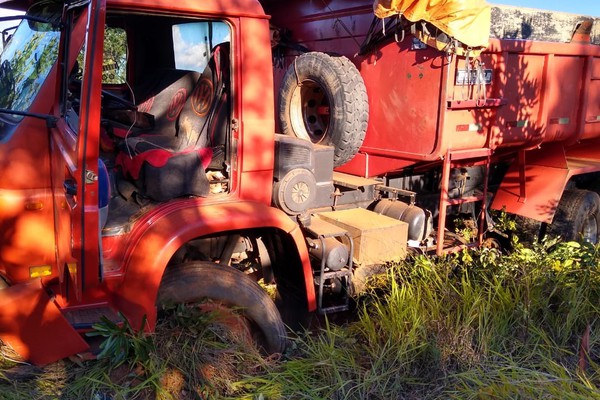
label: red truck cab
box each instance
[0,0,314,365]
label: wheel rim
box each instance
[581,214,598,243]
[289,79,331,143]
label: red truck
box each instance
[0,0,598,365]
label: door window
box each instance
[172,21,229,73]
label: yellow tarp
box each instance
[373,0,491,55]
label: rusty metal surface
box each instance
[490,5,600,44]
[317,208,407,265]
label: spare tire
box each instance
[278,52,368,167]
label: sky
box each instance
[492,1,599,17]
[0,2,597,21]
[0,2,597,40]
[172,22,230,72]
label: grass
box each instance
[2,237,600,399]
[231,238,600,399]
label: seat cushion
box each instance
[116,136,213,201]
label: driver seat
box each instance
[116,42,230,202]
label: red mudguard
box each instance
[0,279,89,366]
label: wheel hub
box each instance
[290,79,330,143]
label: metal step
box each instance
[316,268,353,315]
[437,149,491,255]
[63,306,122,330]
[332,171,381,190]
[303,214,355,315]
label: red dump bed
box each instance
[264,0,600,178]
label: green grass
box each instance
[231,238,600,399]
[2,238,600,399]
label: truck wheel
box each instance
[157,261,287,354]
[274,288,314,332]
[547,189,600,243]
[278,52,368,167]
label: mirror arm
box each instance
[0,15,63,30]
[0,108,58,128]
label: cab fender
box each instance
[111,201,314,330]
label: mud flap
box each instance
[0,279,89,366]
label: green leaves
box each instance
[87,313,154,369]
[4,241,600,399]
[233,242,600,399]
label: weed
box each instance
[229,241,600,399]
[86,314,154,369]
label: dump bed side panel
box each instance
[265,0,600,177]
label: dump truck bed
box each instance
[264,1,600,177]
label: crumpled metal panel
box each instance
[0,279,89,365]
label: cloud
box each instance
[172,25,209,72]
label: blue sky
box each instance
[492,1,599,16]
[0,2,597,20]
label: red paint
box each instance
[111,201,315,330]
[264,0,600,227]
[1,0,598,366]
[265,0,600,178]
[0,280,89,366]
[0,0,313,365]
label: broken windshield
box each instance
[0,2,60,139]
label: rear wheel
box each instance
[157,261,287,354]
[547,189,600,243]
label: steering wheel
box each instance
[101,88,137,110]
[69,77,137,110]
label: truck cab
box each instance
[0,0,317,365]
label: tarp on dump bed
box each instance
[373,0,491,55]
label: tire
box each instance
[157,261,287,354]
[278,52,368,167]
[547,189,600,243]
[273,278,315,331]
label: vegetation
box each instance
[2,235,600,399]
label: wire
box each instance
[320,0,362,50]
[123,79,137,159]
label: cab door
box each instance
[50,0,106,303]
